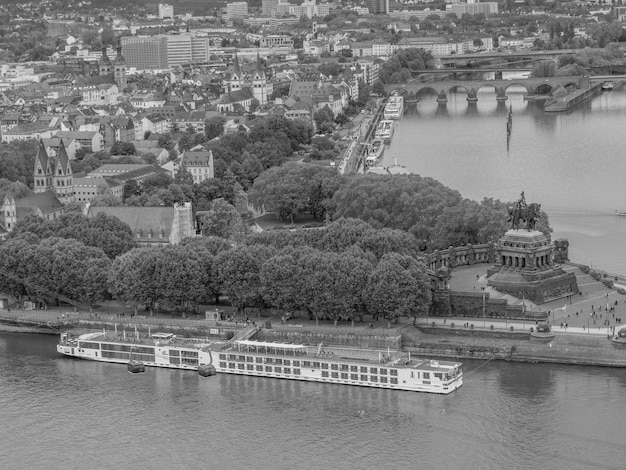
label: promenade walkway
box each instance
[447,263,626,336]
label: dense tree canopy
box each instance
[8,212,136,259]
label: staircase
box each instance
[229,325,258,343]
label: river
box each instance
[386,86,626,275]
[1,333,626,470]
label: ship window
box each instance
[434,373,442,379]
[256,365,263,371]
[321,363,328,370]
[256,357,263,363]
[340,364,349,371]
[350,366,358,372]
[292,361,300,367]
[341,373,348,379]
[370,367,378,374]
[390,370,398,376]
[219,362,226,368]
[303,361,311,367]
[379,368,387,375]
[390,378,398,384]
[265,366,272,372]
[237,363,245,370]
[284,368,291,374]
[238,355,246,362]
[312,362,320,368]
[380,376,388,383]
[331,372,339,378]
[351,374,358,380]
[423,372,430,379]
[246,364,254,371]
[322,371,329,378]
[283,360,290,366]
[228,354,237,361]
[275,359,282,365]
[293,369,300,375]
[361,375,368,381]
[228,362,235,369]
[371,376,378,382]
[360,366,368,373]
[246,356,254,362]
[274,367,281,373]
[331,364,339,371]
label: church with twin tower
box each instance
[33,139,74,205]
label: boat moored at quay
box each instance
[383,95,404,120]
[375,120,394,143]
[365,139,385,167]
[57,332,463,394]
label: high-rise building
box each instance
[226,2,249,18]
[158,3,174,19]
[449,2,498,16]
[121,36,169,69]
[166,35,192,66]
[367,0,389,14]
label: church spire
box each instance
[232,54,242,78]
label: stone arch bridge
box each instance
[387,76,585,102]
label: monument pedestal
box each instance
[487,230,579,304]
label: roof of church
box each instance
[114,45,126,65]
[15,191,65,215]
[55,139,71,173]
[232,54,242,78]
[100,48,111,66]
[35,139,50,172]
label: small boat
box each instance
[615,210,626,216]
[602,81,614,91]
[198,364,217,377]
[127,360,145,374]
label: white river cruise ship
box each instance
[58,331,463,394]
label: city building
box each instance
[262,0,280,16]
[226,2,249,18]
[449,2,498,16]
[367,0,389,14]
[121,36,169,69]
[181,150,214,184]
[159,3,174,20]
[113,41,127,90]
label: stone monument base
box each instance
[487,230,579,304]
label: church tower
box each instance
[252,52,268,105]
[113,40,127,90]
[33,139,53,194]
[52,139,74,204]
[99,46,112,76]
[229,54,244,92]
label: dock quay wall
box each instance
[544,82,603,112]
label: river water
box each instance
[387,86,626,275]
[1,333,626,470]
[4,88,626,470]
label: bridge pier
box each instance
[437,91,447,103]
[466,96,478,102]
[496,95,508,101]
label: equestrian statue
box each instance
[507,191,541,231]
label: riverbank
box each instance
[3,304,626,369]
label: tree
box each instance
[108,248,161,315]
[110,141,136,155]
[215,245,276,313]
[313,107,335,135]
[364,254,431,324]
[372,80,386,96]
[205,116,226,140]
[199,198,245,239]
